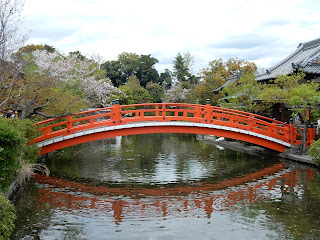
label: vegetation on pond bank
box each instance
[0,118,40,239]
[0,194,16,240]
[0,118,39,191]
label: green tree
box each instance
[101,60,126,87]
[159,69,173,89]
[137,54,159,87]
[173,52,190,83]
[18,44,45,54]
[68,50,86,60]
[193,58,257,105]
[118,52,140,79]
[183,51,195,75]
[117,85,135,105]
[260,71,320,154]
[125,76,152,104]
[101,53,160,88]
[146,82,164,103]
[43,44,56,53]
[16,44,55,57]
[126,75,141,93]
[219,72,271,114]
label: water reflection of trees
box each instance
[232,167,320,239]
[11,182,87,239]
[44,134,279,187]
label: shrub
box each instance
[0,118,39,239]
[0,193,16,239]
[308,139,320,163]
[0,118,39,191]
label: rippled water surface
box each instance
[11,134,320,239]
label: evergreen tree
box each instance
[173,53,190,82]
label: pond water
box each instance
[11,134,320,240]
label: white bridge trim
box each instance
[37,121,291,148]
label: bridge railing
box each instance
[32,102,302,146]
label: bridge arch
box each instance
[32,103,302,155]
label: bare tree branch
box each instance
[0,0,28,110]
[33,110,73,119]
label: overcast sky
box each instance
[23,0,320,74]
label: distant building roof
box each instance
[212,37,320,93]
[212,73,242,94]
[256,37,320,81]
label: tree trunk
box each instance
[294,121,308,155]
[20,106,29,120]
[301,121,308,155]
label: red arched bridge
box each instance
[31,102,314,155]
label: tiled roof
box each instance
[303,55,320,74]
[212,73,241,93]
[256,38,320,81]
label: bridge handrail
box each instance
[32,102,300,146]
[35,106,114,126]
[211,106,287,125]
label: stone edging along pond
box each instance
[197,135,320,168]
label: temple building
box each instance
[255,37,320,82]
[213,37,320,121]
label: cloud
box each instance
[261,19,291,28]
[210,34,276,50]
[22,0,320,74]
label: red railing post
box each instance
[155,105,159,117]
[112,99,121,125]
[248,114,254,131]
[161,104,166,121]
[67,115,72,133]
[306,123,315,147]
[269,122,276,136]
[288,119,295,144]
[194,100,200,121]
[140,109,144,119]
[205,99,212,123]
[42,128,50,138]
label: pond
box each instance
[11,134,320,239]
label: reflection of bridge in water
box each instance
[34,163,315,223]
[32,102,315,155]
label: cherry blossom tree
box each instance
[16,50,122,119]
[33,50,120,105]
[162,82,190,103]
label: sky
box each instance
[22,0,320,74]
